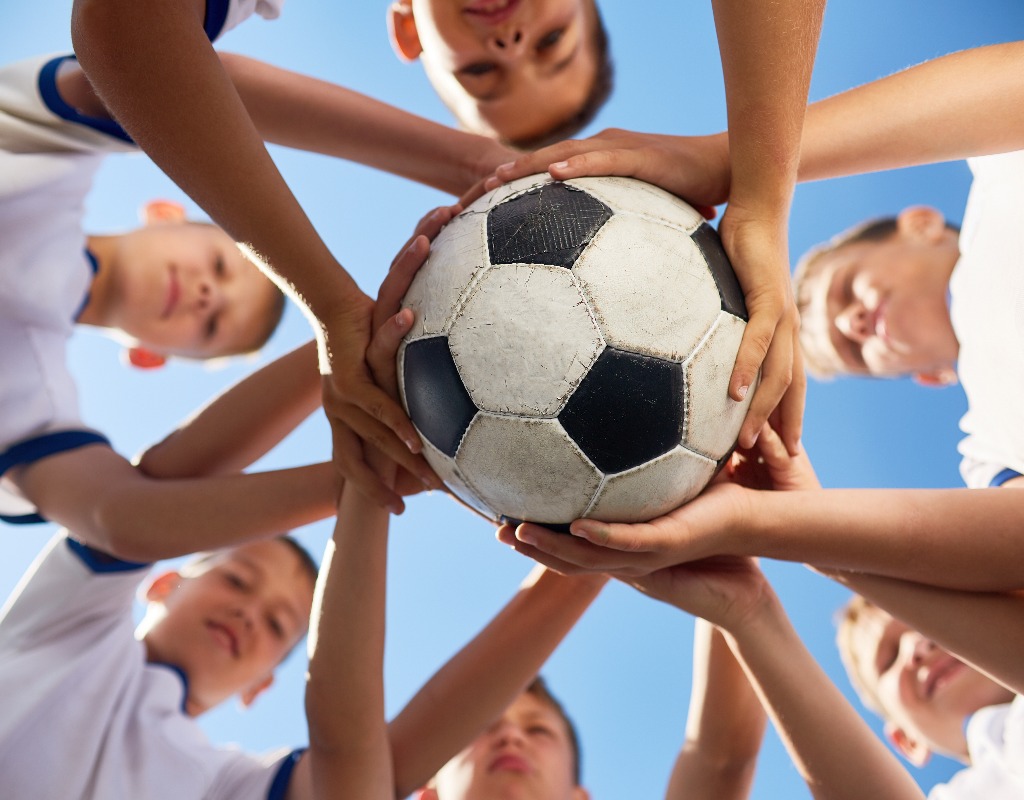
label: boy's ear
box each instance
[240,673,275,708]
[414,789,438,800]
[388,1,423,62]
[145,570,183,603]
[913,368,958,388]
[895,206,946,243]
[124,346,168,370]
[141,199,187,225]
[571,787,591,800]
[885,722,932,767]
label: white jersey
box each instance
[0,534,302,799]
[0,0,283,523]
[928,697,1024,799]
[949,151,1024,488]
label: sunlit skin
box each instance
[430,691,588,800]
[137,540,315,717]
[801,208,961,381]
[80,223,280,359]
[847,607,1014,764]
[389,0,600,144]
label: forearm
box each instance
[724,595,925,800]
[388,567,607,798]
[666,621,765,800]
[799,42,1024,182]
[71,0,363,325]
[219,52,509,197]
[136,341,321,478]
[736,487,1024,591]
[305,487,392,800]
[831,570,1024,696]
[711,0,824,212]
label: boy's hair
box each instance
[835,595,888,721]
[504,6,614,151]
[527,675,583,785]
[230,241,287,356]
[185,534,319,587]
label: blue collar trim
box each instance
[991,468,1023,487]
[37,56,134,144]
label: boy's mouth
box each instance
[464,0,521,26]
[163,268,181,319]
[489,752,530,774]
[206,621,240,658]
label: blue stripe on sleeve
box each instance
[267,749,306,800]
[204,0,231,41]
[37,56,134,144]
[65,538,150,573]
[0,430,111,524]
[991,468,1023,487]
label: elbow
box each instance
[89,495,165,564]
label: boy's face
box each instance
[431,690,587,800]
[105,223,279,359]
[847,607,1014,762]
[140,540,314,715]
[800,214,960,381]
[390,0,600,144]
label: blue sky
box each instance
[2,1,1022,797]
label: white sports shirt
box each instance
[0,534,302,799]
[0,0,284,523]
[928,696,1024,799]
[950,151,1024,488]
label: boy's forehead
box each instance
[799,255,848,373]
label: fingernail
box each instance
[405,437,421,454]
[516,527,536,545]
[496,161,515,173]
[551,161,570,171]
[737,384,749,400]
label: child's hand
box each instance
[717,202,805,456]
[729,422,820,492]
[484,128,729,220]
[626,555,772,634]
[360,204,462,497]
[495,476,751,579]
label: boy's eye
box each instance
[225,572,246,589]
[528,724,555,737]
[537,28,564,51]
[267,615,286,638]
[215,255,226,276]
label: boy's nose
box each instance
[487,26,526,58]
[907,634,936,666]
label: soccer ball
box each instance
[397,174,755,528]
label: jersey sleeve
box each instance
[204,746,306,800]
[0,533,148,654]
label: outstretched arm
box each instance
[622,557,925,800]
[388,563,606,798]
[704,0,823,455]
[70,0,436,513]
[136,340,321,479]
[502,423,1024,592]
[665,619,765,800]
[297,453,395,800]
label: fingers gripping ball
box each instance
[397,174,757,529]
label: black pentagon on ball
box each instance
[487,182,612,268]
[558,348,684,475]
[402,336,478,458]
[692,223,748,320]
